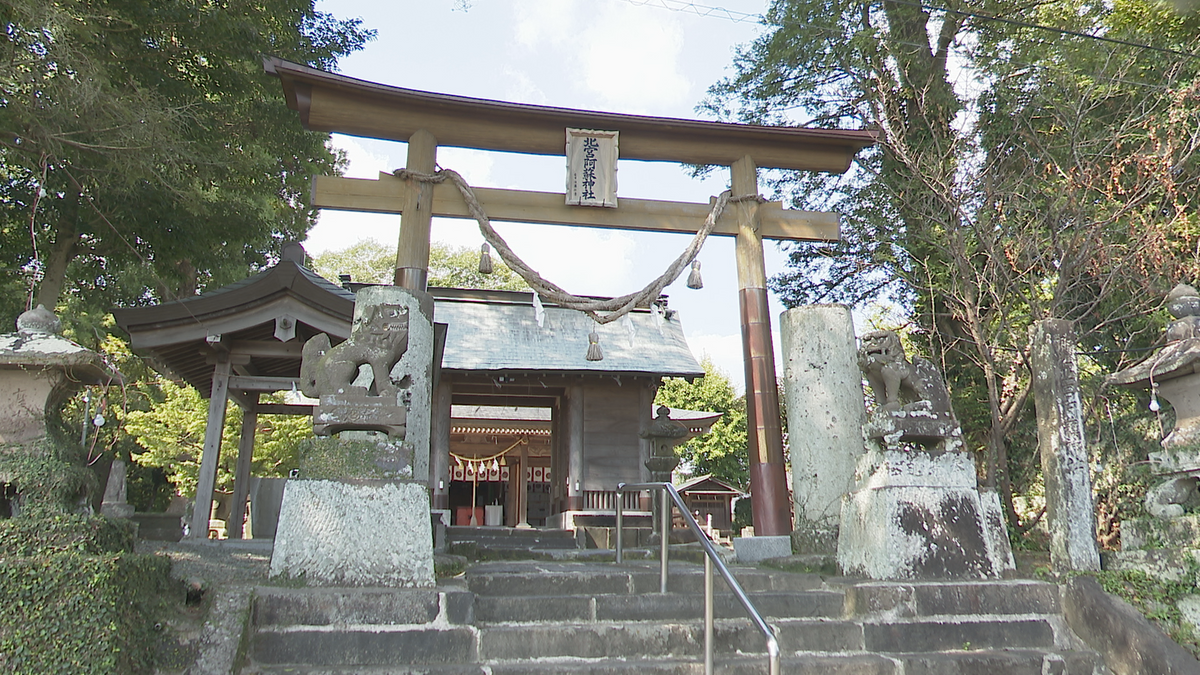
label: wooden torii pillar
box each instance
[266,58,876,536]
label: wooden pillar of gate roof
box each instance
[733,156,791,536]
[395,129,437,291]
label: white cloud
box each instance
[331,135,393,179]
[509,0,690,113]
[305,211,398,256]
[580,4,690,112]
[436,147,496,186]
[514,0,573,47]
[433,219,637,296]
[686,329,787,395]
[502,67,550,106]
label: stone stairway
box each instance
[240,560,1110,674]
[444,525,580,556]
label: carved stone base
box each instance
[270,479,433,587]
[1103,548,1200,583]
[838,450,1014,580]
[296,433,413,482]
[1123,513,1200,550]
[313,393,408,437]
[864,407,964,451]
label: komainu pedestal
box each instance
[270,287,434,587]
[837,331,1014,579]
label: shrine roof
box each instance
[114,258,705,399]
[432,288,704,378]
[675,474,745,496]
[264,58,877,173]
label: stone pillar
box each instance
[1030,319,1101,572]
[780,305,866,553]
[100,458,134,518]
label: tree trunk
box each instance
[34,220,79,310]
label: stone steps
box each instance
[240,561,1110,675]
[445,526,579,551]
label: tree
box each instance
[122,379,309,497]
[707,0,1200,533]
[655,359,749,488]
[0,0,374,328]
[310,238,529,291]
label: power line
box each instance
[895,0,1200,60]
[620,0,764,23]
[620,0,1200,61]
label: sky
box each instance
[305,0,801,391]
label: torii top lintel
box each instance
[265,58,877,173]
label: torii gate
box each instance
[265,58,876,537]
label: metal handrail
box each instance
[615,481,780,675]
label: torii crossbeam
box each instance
[266,57,876,537]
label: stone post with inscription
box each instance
[1030,319,1101,572]
[781,305,866,554]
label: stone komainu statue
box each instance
[858,330,952,414]
[300,303,409,398]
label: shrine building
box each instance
[113,245,719,536]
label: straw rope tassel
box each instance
[687,260,703,289]
[479,242,494,274]
[586,328,603,361]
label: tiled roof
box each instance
[434,291,703,377]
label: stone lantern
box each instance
[0,305,119,514]
[640,405,689,531]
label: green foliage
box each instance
[311,238,529,290]
[0,514,180,674]
[0,513,134,556]
[0,436,97,517]
[655,358,749,488]
[0,0,373,326]
[123,378,309,497]
[0,550,178,674]
[708,0,1200,534]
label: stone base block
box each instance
[791,519,838,555]
[297,434,413,481]
[1102,548,1200,583]
[1122,514,1200,550]
[838,451,1014,580]
[733,535,792,563]
[313,393,407,438]
[270,479,433,587]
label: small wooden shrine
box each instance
[114,251,718,535]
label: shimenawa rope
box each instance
[394,167,762,325]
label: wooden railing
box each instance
[582,490,644,511]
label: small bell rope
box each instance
[394,167,764,325]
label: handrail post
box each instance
[613,482,779,674]
[704,553,714,675]
[660,488,669,594]
[615,483,624,564]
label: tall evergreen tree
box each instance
[707,0,1200,531]
[0,0,373,330]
